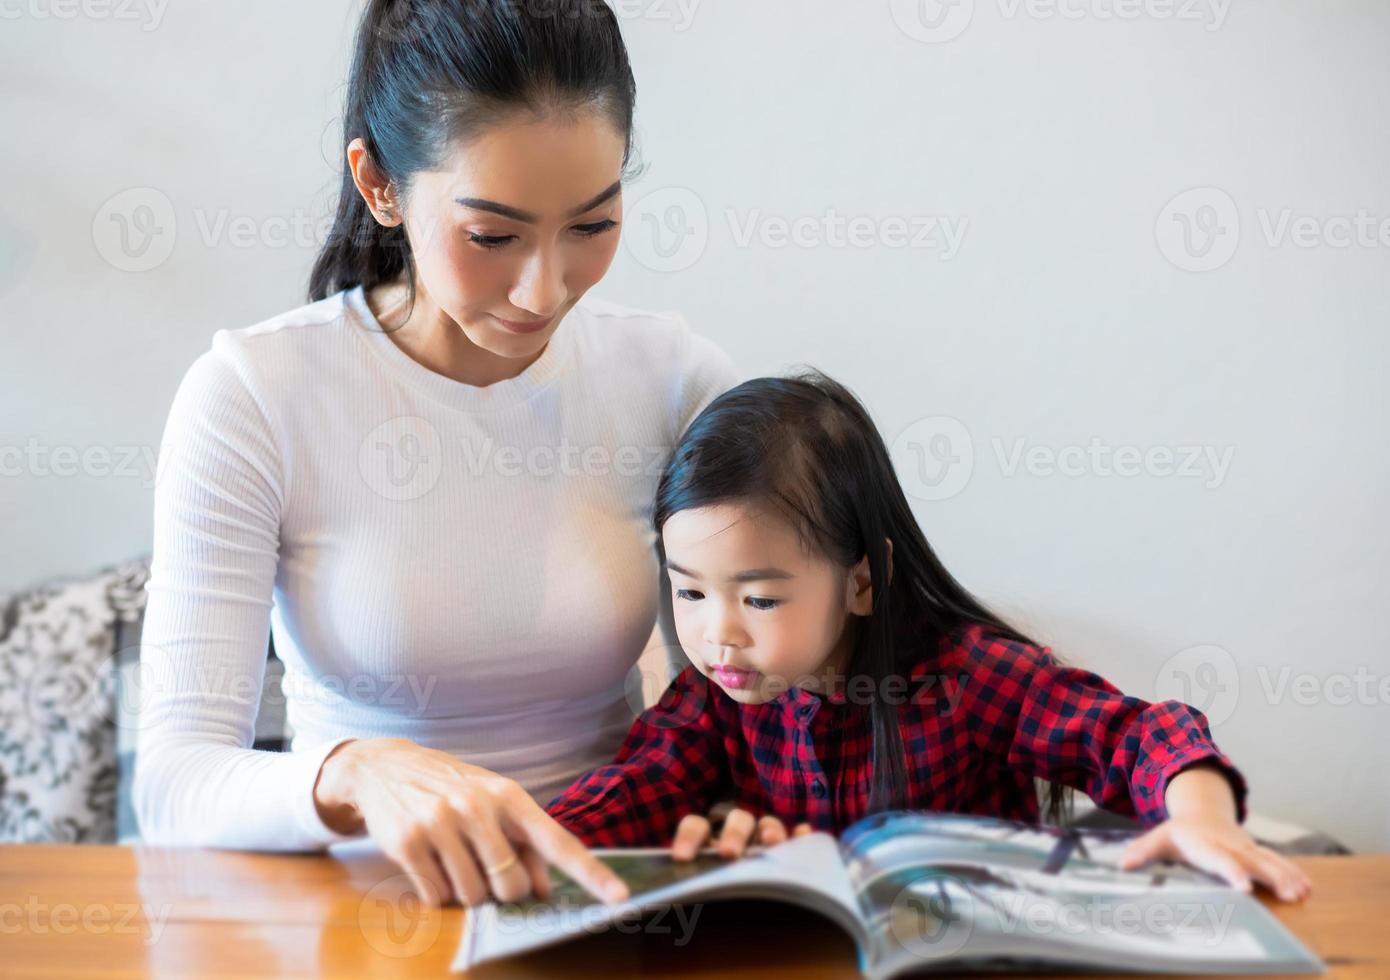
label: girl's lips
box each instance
[712,665,759,690]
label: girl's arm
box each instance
[960,628,1249,827]
[1117,761,1312,901]
[545,667,729,847]
[960,627,1309,901]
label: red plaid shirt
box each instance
[547,624,1248,846]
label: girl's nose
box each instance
[704,609,748,652]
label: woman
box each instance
[133,0,738,910]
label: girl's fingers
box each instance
[1248,848,1309,902]
[1196,845,1253,893]
[756,815,788,845]
[673,814,713,861]
[430,815,488,906]
[1118,828,1168,869]
[716,808,757,858]
[792,823,814,838]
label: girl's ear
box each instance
[846,538,893,616]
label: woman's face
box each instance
[361,110,626,361]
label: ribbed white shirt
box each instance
[133,286,741,850]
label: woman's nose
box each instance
[510,246,565,317]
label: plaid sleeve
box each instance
[961,628,1249,828]
[545,666,728,846]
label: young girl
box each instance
[546,372,1311,903]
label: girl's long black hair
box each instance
[653,371,1073,824]
[309,0,640,312]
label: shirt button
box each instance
[811,779,827,799]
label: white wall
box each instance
[2,1,1386,851]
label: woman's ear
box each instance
[347,137,402,227]
[846,538,892,616]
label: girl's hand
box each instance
[671,807,814,860]
[1118,815,1313,902]
[312,738,630,909]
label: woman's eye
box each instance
[572,219,618,238]
[747,597,780,611]
[467,233,515,250]
[674,589,703,602]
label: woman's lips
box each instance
[493,313,554,335]
[712,665,759,690]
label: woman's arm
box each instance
[134,345,361,851]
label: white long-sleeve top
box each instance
[133,286,741,850]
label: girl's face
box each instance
[662,501,878,705]
[353,110,625,364]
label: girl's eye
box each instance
[467,232,514,250]
[746,597,780,611]
[572,218,618,238]
[674,588,703,602]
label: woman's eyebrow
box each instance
[454,180,622,223]
[665,560,795,583]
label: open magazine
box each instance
[453,812,1324,976]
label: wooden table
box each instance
[0,844,1385,978]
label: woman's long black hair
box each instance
[309,0,640,312]
[653,371,1073,824]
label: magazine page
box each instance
[453,833,867,972]
[838,812,1325,979]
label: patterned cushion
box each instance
[0,561,143,842]
[0,556,288,845]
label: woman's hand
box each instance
[1118,816,1312,902]
[671,807,814,861]
[312,738,630,909]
